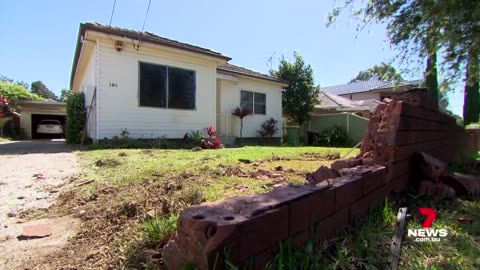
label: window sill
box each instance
[138,105,197,112]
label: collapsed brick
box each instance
[305,166,340,185]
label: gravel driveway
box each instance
[0,139,81,268]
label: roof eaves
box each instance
[217,68,289,85]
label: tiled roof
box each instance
[321,79,422,95]
[71,22,231,88]
[316,92,359,108]
[71,23,288,88]
[315,92,383,112]
[85,22,230,60]
[217,63,289,85]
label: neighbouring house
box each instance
[70,23,288,144]
[314,91,381,118]
[322,79,422,102]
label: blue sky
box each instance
[0,0,462,115]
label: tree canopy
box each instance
[350,62,403,82]
[270,52,320,126]
[31,81,58,100]
[0,81,44,102]
[328,0,479,125]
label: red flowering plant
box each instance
[201,125,222,149]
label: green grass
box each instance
[143,214,178,244]
[262,195,480,270]
[65,146,357,269]
[76,146,356,201]
[0,136,10,142]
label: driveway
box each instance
[0,139,73,155]
[0,139,81,268]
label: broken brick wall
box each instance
[163,89,472,269]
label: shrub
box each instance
[65,92,86,144]
[257,118,279,137]
[190,130,203,144]
[314,125,351,147]
[200,126,222,149]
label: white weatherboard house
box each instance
[70,23,288,143]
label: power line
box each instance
[108,0,117,26]
[141,0,152,32]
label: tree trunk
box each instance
[425,48,438,103]
[463,48,480,126]
[240,119,243,142]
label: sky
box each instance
[0,0,463,115]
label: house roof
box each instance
[71,23,288,88]
[315,92,382,112]
[322,79,422,96]
[70,22,231,88]
[316,92,359,108]
[217,63,289,85]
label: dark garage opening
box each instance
[31,114,66,139]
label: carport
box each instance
[17,100,66,139]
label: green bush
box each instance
[314,125,352,147]
[0,81,44,101]
[65,92,86,144]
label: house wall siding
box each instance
[95,37,218,139]
[340,92,380,101]
[78,49,97,140]
[218,76,283,138]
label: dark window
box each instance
[254,92,266,114]
[240,90,254,112]
[240,90,266,115]
[139,62,196,109]
[168,67,196,109]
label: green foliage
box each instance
[350,62,403,82]
[270,52,320,126]
[142,214,178,244]
[30,81,58,100]
[314,126,351,147]
[463,50,480,126]
[0,81,44,102]
[425,50,439,102]
[190,130,203,144]
[65,92,86,144]
[59,89,73,102]
[0,116,12,137]
[257,118,279,138]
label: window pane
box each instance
[254,93,266,114]
[139,63,167,107]
[240,90,253,112]
[168,67,196,109]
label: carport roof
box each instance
[17,100,66,106]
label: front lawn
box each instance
[46,146,357,269]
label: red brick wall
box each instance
[164,90,471,269]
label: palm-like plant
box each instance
[232,107,252,142]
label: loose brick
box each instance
[333,176,364,211]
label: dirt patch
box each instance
[0,216,80,269]
[95,158,121,167]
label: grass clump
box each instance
[143,214,178,244]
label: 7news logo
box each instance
[407,208,448,242]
